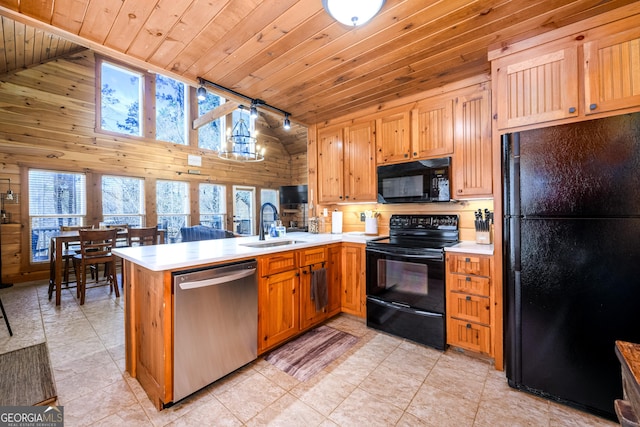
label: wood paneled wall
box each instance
[0,51,303,283]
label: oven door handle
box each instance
[369,297,443,318]
[366,247,443,260]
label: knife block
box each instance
[475,231,491,245]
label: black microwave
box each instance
[377,157,451,203]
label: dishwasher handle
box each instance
[178,267,256,290]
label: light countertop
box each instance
[113,232,494,272]
[113,231,380,272]
[446,241,494,255]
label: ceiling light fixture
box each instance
[196,78,207,101]
[196,78,292,132]
[283,114,291,130]
[322,0,385,27]
[218,106,265,162]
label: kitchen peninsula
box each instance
[113,232,374,410]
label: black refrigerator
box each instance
[503,112,640,420]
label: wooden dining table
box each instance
[48,228,164,306]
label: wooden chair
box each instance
[127,226,162,247]
[60,225,92,285]
[72,229,119,305]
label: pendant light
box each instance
[322,0,385,27]
[218,106,265,162]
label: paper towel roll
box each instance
[331,211,343,234]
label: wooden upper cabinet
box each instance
[453,88,492,197]
[317,121,376,203]
[584,25,640,115]
[494,45,579,129]
[411,97,454,158]
[375,110,411,164]
[344,120,376,202]
[317,126,344,203]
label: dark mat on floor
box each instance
[0,343,57,406]
[265,325,358,382]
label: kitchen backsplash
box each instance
[314,199,494,241]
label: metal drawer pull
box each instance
[589,103,597,110]
[568,107,576,113]
[466,296,471,301]
[466,323,472,328]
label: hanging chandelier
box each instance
[219,106,265,162]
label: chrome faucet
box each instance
[259,202,278,240]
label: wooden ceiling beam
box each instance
[192,101,239,130]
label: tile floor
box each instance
[0,280,617,426]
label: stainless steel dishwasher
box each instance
[172,259,258,402]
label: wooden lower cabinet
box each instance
[446,252,499,365]
[123,261,173,410]
[326,244,342,316]
[258,268,299,353]
[299,247,328,330]
[341,243,366,317]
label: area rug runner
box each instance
[0,343,57,406]
[265,325,358,381]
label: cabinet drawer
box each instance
[448,254,490,276]
[448,292,490,325]
[448,318,491,354]
[298,247,326,267]
[259,251,297,277]
[448,274,490,297]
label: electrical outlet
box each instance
[360,212,365,222]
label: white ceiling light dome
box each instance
[322,0,386,27]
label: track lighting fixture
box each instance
[197,86,207,101]
[196,77,292,131]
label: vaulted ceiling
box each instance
[0,0,638,155]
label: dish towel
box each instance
[310,267,328,312]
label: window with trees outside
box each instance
[157,180,190,243]
[199,183,226,229]
[98,59,188,145]
[28,170,86,263]
[198,91,225,151]
[156,75,187,145]
[100,61,143,137]
[102,176,145,227]
[232,186,255,236]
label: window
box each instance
[198,91,225,151]
[156,75,187,145]
[28,170,86,262]
[102,176,145,227]
[98,59,189,144]
[261,188,279,209]
[100,61,143,136]
[199,183,226,229]
[232,186,255,236]
[157,180,190,243]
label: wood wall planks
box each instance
[0,51,305,283]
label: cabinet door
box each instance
[258,269,299,353]
[411,98,454,158]
[327,244,342,316]
[344,121,376,202]
[584,26,640,115]
[341,243,365,317]
[375,111,411,164]
[453,89,492,197]
[299,266,328,330]
[317,126,344,203]
[494,46,579,129]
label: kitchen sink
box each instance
[240,239,307,248]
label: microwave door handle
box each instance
[366,247,443,260]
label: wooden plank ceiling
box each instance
[0,0,637,155]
